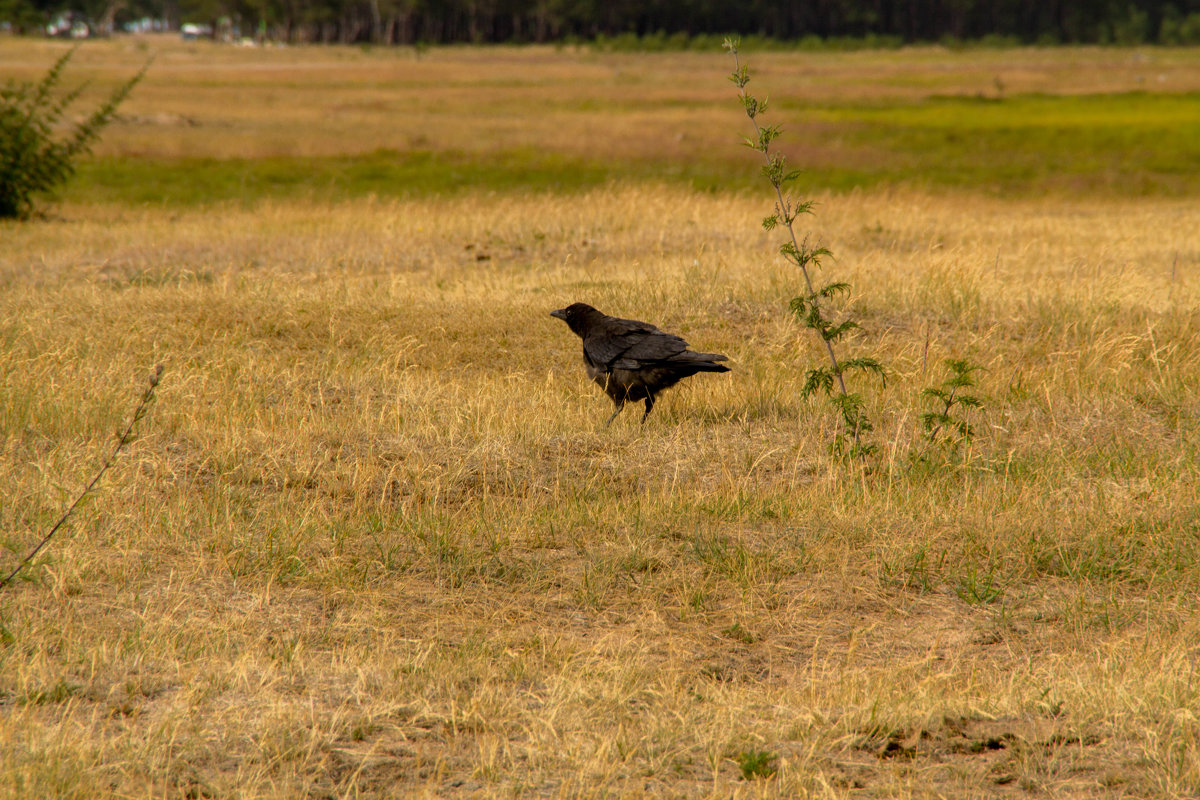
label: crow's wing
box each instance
[585,330,689,370]
[619,330,690,366]
[582,315,689,370]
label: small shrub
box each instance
[0,46,147,220]
[921,358,984,448]
[734,747,778,780]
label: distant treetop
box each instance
[5,0,1200,47]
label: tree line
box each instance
[4,0,1200,45]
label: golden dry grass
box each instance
[5,36,1200,165]
[2,183,1199,798]
[4,33,1200,800]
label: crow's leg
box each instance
[640,394,655,424]
[605,400,625,426]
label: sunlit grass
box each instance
[3,33,1200,800]
[5,38,1200,205]
[2,184,1199,797]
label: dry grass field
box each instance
[4,35,1198,161]
[2,37,1200,799]
[5,35,1200,196]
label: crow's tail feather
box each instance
[668,351,730,372]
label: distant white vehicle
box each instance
[46,14,88,37]
[181,22,213,40]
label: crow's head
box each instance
[550,302,602,337]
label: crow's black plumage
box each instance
[550,302,730,424]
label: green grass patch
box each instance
[64,90,1200,207]
[803,90,1200,194]
[70,149,637,208]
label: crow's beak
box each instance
[550,308,567,320]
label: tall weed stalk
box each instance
[0,365,163,590]
[725,38,883,456]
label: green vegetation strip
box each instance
[70,91,1200,206]
[812,90,1200,194]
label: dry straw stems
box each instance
[1,185,1198,797]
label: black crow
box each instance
[550,302,730,424]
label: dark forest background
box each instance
[4,0,1200,46]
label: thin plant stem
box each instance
[726,44,848,400]
[0,365,163,591]
[925,385,960,445]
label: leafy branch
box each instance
[921,358,983,447]
[0,365,164,591]
[725,37,883,456]
[1,46,149,220]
